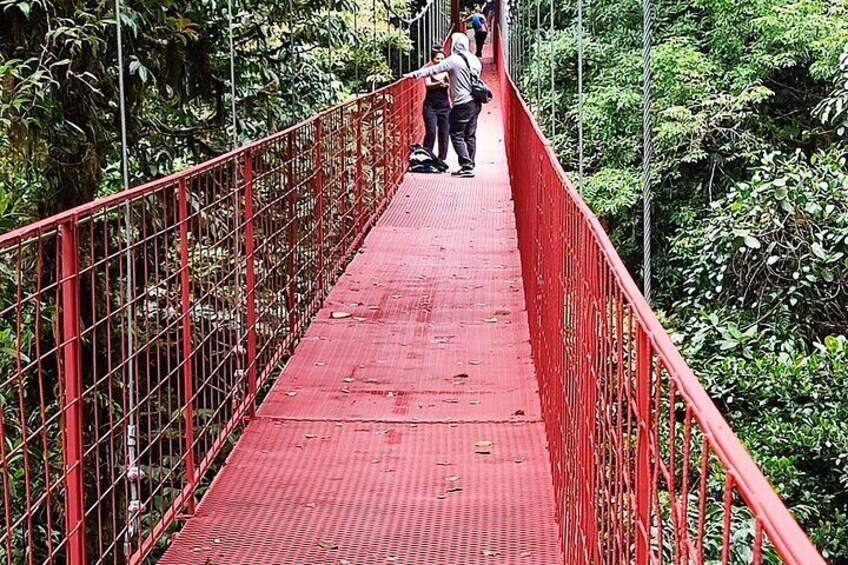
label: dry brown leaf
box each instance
[305,433,315,439]
[445,475,460,482]
[482,550,501,557]
[286,391,297,397]
[469,399,481,405]
[494,309,511,316]
[436,461,452,466]
[484,317,498,323]
[343,377,356,383]
[468,360,481,366]
[436,493,447,500]
[475,440,493,454]
[453,372,470,379]
[331,312,351,319]
[316,538,338,550]
[446,486,463,493]
[442,398,459,404]
[514,409,526,416]
[341,387,350,394]
[520,551,533,558]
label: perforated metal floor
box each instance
[159,50,563,565]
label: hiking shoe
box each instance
[451,167,475,178]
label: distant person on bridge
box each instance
[421,46,451,162]
[406,33,483,178]
[465,7,489,57]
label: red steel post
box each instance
[636,326,652,564]
[382,96,389,197]
[286,135,297,340]
[60,219,86,565]
[178,177,198,514]
[315,119,325,283]
[355,98,364,232]
[243,150,258,407]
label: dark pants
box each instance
[474,31,488,57]
[449,101,482,169]
[422,104,450,161]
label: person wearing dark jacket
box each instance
[421,47,451,161]
[406,34,483,177]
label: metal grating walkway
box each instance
[160,54,563,565]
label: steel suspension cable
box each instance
[227,0,238,147]
[576,0,583,190]
[535,0,541,108]
[113,0,141,551]
[642,0,653,301]
[549,0,555,137]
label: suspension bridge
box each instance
[0,4,828,565]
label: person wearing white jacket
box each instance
[406,33,483,177]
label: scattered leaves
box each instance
[331,312,351,319]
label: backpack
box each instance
[408,145,448,173]
[458,52,493,104]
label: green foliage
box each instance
[516,0,848,557]
[816,43,848,138]
[0,0,409,223]
[674,149,848,344]
[697,337,848,561]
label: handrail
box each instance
[494,30,825,564]
[0,72,424,564]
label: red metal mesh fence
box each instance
[495,33,826,565]
[0,80,423,565]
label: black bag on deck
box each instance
[408,145,449,173]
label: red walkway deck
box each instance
[160,55,563,564]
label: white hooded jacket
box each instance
[409,33,483,106]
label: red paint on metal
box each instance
[178,177,198,516]
[495,33,825,564]
[60,220,86,565]
[160,49,563,564]
[243,149,258,413]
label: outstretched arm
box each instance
[406,57,455,79]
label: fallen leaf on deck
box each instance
[305,433,315,439]
[453,373,469,379]
[341,388,351,394]
[443,398,459,404]
[331,312,351,319]
[475,440,493,454]
[343,377,356,383]
[316,538,338,550]
[446,475,460,482]
[436,461,452,466]
[513,409,525,416]
[305,502,317,509]
[484,317,498,323]
[520,551,533,558]
[436,493,447,500]
[482,550,501,557]
[494,309,511,316]
[447,486,463,493]
[286,391,297,397]
[468,360,481,366]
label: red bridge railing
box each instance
[0,80,423,564]
[495,33,824,564]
